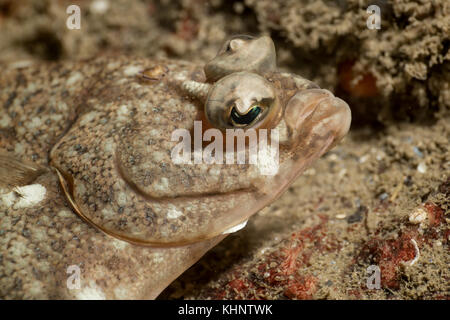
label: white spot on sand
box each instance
[167,205,182,219]
[359,154,370,163]
[222,220,248,234]
[417,162,427,173]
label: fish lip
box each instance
[114,151,254,201]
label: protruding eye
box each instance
[205,72,282,130]
[229,104,262,126]
[204,34,276,82]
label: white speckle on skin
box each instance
[222,220,248,234]
[50,114,63,123]
[152,151,165,162]
[149,129,161,137]
[111,238,128,250]
[58,209,74,218]
[101,207,115,219]
[0,191,17,207]
[76,281,106,300]
[159,177,169,190]
[9,184,47,208]
[75,183,86,196]
[152,252,164,264]
[256,145,279,176]
[117,105,130,121]
[167,205,182,219]
[80,111,99,126]
[113,285,130,299]
[0,114,12,128]
[359,154,370,163]
[9,60,33,69]
[208,167,221,176]
[14,143,25,155]
[117,191,127,207]
[123,65,141,77]
[90,0,109,14]
[103,139,114,153]
[173,72,188,82]
[26,117,43,129]
[66,72,84,86]
[57,102,68,112]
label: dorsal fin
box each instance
[0,152,46,189]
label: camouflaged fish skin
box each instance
[0,57,226,299]
[0,37,350,298]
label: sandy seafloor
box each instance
[0,0,448,299]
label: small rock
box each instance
[413,146,424,158]
[417,162,427,174]
[409,208,427,224]
[379,192,389,201]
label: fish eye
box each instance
[229,104,263,127]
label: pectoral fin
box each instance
[0,152,46,189]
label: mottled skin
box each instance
[0,36,351,299]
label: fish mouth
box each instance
[115,152,254,203]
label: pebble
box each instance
[379,192,389,201]
[417,162,427,173]
[413,146,424,158]
[409,207,427,224]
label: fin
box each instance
[0,152,46,189]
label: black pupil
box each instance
[230,106,261,125]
